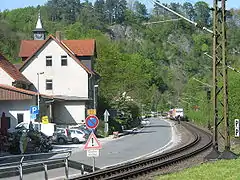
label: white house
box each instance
[0,53,37,129]
[0,84,36,129]
[0,53,31,88]
[18,14,99,125]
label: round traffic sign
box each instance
[85,115,99,129]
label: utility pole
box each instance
[152,0,236,159]
[37,72,44,121]
[93,85,99,111]
[206,0,237,160]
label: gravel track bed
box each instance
[135,122,213,180]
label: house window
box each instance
[46,56,52,66]
[17,113,24,124]
[46,79,53,90]
[61,56,67,66]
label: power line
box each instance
[204,52,240,74]
[142,18,181,25]
[150,0,213,34]
[192,77,212,88]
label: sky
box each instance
[0,0,239,12]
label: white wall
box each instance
[53,101,86,125]
[0,67,14,85]
[21,39,89,97]
[0,100,35,128]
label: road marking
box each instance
[101,118,176,169]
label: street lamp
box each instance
[93,85,99,110]
[37,72,44,112]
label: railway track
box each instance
[70,122,213,180]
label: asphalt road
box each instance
[70,117,172,168]
[2,117,173,180]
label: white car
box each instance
[69,129,87,144]
[8,122,56,137]
[141,120,150,125]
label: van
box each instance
[174,108,184,118]
[8,122,56,137]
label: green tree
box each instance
[183,2,195,21]
[194,1,211,26]
[133,1,148,21]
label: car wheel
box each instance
[58,138,66,145]
[72,138,79,144]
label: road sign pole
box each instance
[104,123,108,135]
[92,157,95,172]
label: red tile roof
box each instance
[0,84,52,100]
[19,40,45,58]
[19,35,95,74]
[19,39,95,57]
[62,40,95,56]
[0,54,31,84]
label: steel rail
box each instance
[70,122,212,180]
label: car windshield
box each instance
[76,130,83,134]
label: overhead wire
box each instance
[150,0,213,34]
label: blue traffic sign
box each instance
[85,115,99,129]
[30,106,39,115]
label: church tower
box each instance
[32,11,46,40]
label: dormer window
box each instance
[61,56,67,66]
[46,56,52,66]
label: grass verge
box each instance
[155,144,240,180]
[155,159,240,180]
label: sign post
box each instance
[235,119,239,137]
[84,115,101,172]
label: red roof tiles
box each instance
[0,84,36,100]
[19,35,95,74]
[0,84,52,100]
[0,54,31,84]
[19,39,95,58]
[62,40,95,56]
[19,40,45,58]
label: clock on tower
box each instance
[32,12,46,40]
[34,32,45,40]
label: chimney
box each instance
[56,31,61,41]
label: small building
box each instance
[17,13,99,125]
[0,84,51,129]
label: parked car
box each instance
[52,128,72,144]
[71,125,92,135]
[69,129,88,144]
[8,122,56,137]
[141,120,149,125]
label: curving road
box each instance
[2,117,173,180]
[70,117,173,168]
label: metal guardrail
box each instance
[0,150,70,165]
[0,150,72,180]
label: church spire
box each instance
[33,10,46,40]
[36,11,43,29]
